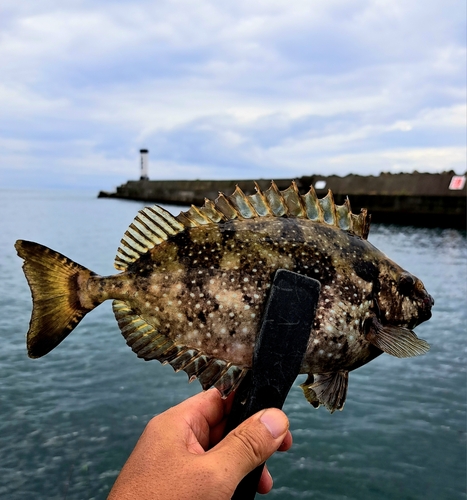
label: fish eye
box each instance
[398,272,415,295]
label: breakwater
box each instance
[99,171,466,228]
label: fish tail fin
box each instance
[15,240,100,358]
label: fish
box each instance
[15,181,434,412]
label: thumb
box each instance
[209,408,289,486]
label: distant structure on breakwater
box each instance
[99,153,466,228]
[139,149,149,181]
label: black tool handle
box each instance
[225,270,321,500]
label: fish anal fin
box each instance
[300,371,349,413]
[367,318,430,358]
[112,300,246,397]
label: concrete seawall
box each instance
[99,171,466,228]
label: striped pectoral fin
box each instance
[112,300,247,397]
[300,371,349,413]
[366,318,430,358]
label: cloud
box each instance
[0,0,465,189]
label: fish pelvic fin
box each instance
[300,371,349,413]
[15,240,100,358]
[366,317,430,358]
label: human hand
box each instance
[108,388,292,499]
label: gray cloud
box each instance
[0,0,465,189]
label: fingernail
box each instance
[260,409,288,439]
[266,467,273,483]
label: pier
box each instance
[99,171,466,229]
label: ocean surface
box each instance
[0,188,466,500]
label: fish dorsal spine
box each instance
[114,205,185,270]
[114,181,370,271]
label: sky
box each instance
[0,0,465,190]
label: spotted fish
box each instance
[15,182,433,412]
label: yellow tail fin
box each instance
[15,240,100,358]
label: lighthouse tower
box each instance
[140,149,149,180]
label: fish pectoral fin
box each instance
[112,300,247,397]
[300,371,348,413]
[367,318,430,358]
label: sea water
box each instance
[0,189,465,499]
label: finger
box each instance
[178,389,227,428]
[257,465,273,494]
[278,430,293,451]
[208,417,229,448]
[210,416,292,453]
[221,390,237,415]
[207,391,238,448]
[208,408,289,487]
[151,390,225,452]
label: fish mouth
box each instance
[417,294,434,325]
[403,296,433,329]
[372,293,434,330]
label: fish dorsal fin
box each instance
[112,300,248,396]
[175,181,370,238]
[176,199,228,228]
[115,180,371,269]
[114,206,185,270]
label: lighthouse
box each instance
[140,149,149,180]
